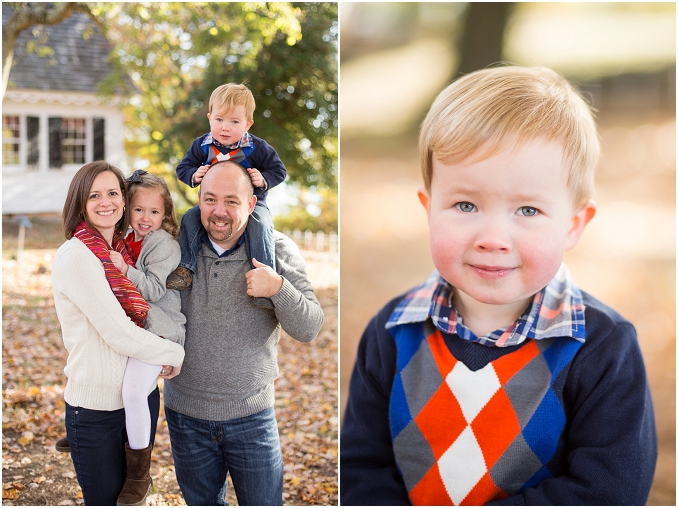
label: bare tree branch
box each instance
[2,2,96,97]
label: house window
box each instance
[2,115,20,164]
[3,115,104,170]
[62,118,87,164]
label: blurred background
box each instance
[339,2,675,505]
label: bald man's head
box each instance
[198,161,257,250]
[202,160,254,198]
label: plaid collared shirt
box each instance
[202,131,253,150]
[386,263,586,347]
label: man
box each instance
[163,160,324,505]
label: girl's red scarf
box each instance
[73,221,148,328]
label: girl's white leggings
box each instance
[122,357,162,450]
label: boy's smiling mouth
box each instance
[469,264,516,279]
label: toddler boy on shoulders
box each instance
[167,83,286,296]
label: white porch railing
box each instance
[282,229,338,252]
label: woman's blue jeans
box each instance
[65,387,159,506]
[165,405,284,506]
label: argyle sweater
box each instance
[341,268,657,506]
[175,132,286,202]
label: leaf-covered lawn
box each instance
[2,237,338,506]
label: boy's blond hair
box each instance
[209,83,256,120]
[419,66,600,209]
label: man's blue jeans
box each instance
[66,387,160,506]
[165,406,283,506]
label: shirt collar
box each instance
[385,263,586,347]
[202,132,253,150]
[201,229,245,258]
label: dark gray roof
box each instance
[3,5,132,94]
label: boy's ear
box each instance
[417,187,431,217]
[565,200,597,250]
[246,119,254,130]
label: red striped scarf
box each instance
[73,221,149,328]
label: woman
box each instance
[52,161,184,505]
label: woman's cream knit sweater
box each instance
[52,238,185,411]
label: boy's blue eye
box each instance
[455,202,477,213]
[517,206,539,216]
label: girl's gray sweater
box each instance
[126,228,186,346]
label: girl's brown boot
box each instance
[116,443,152,506]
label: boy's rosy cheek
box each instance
[429,235,462,270]
[519,242,567,283]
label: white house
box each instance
[2,6,131,215]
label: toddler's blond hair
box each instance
[209,83,256,121]
[419,66,600,209]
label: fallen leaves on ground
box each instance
[2,239,338,506]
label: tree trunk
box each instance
[456,2,515,77]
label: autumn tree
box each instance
[181,3,338,190]
[96,2,337,209]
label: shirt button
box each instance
[213,273,218,278]
[215,261,220,265]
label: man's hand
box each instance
[192,165,210,185]
[109,250,129,275]
[247,167,266,188]
[160,363,182,379]
[245,258,283,298]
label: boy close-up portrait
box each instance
[340,3,674,506]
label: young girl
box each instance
[57,169,186,505]
[111,169,186,505]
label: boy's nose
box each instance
[474,220,511,252]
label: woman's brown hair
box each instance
[62,161,130,240]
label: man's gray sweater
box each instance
[164,231,324,421]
